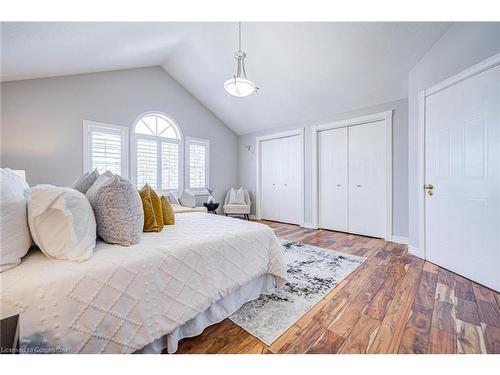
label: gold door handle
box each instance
[424,184,434,196]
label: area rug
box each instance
[229,239,366,346]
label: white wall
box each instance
[408,22,500,252]
[0,67,239,206]
[238,98,409,238]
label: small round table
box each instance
[203,202,219,214]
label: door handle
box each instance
[356,184,362,188]
[424,184,434,196]
[336,184,341,187]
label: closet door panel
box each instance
[260,139,279,221]
[260,135,302,224]
[348,121,386,238]
[318,128,349,231]
[282,135,302,224]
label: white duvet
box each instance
[0,213,287,353]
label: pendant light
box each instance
[224,22,259,97]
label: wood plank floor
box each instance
[173,221,500,354]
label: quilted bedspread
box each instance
[0,213,287,353]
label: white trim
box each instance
[391,236,409,245]
[82,120,129,178]
[425,52,500,97]
[417,53,500,261]
[408,246,423,258]
[301,222,318,230]
[130,112,183,193]
[311,110,393,241]
[256,128,305,226]
[185,136,210,195]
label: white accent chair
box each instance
[223,189,251,220]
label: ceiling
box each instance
[1,22,450,134]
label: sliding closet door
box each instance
[260,135,302,225]
[348,121,387,238]
[318,128,349,232]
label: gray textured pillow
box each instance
[72,169,99,194]
[86,171,143,246]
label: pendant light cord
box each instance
[238,21,242,52]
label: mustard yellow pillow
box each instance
[139,184,164,232]
[161,196,175,225]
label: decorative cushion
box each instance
[86,172,143,246]
[139,184,164,232]
[179,190,196,208]
[0,168,32,272]
[161,196,175,225]
[166,191,180,206]
[223,204,251,214]
[229,187,245,205]
[27,185,96,262]
[71,169,99,194]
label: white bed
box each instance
[0,213,287,354]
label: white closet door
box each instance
[318,127,349,232]
[348,121,387,238]
[261,138,280,222]
[260,135,302,224]
[425,64,499,291]
[280,135,302,224]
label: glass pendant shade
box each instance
[224,77,257,97]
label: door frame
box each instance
[416,52,500,259]
[311,111,393,241]
[256,128,305,225]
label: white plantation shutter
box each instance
[132,113,182,191]
[90,132,122,175]
[161,142,179,190]
[136,139,158,189]
[83,121,128,177]
[186,138,209,192]
[189,144,206,189]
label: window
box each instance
[185,137,209,193]
[83,120,129,177]
[132,113,181,190]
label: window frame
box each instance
[82,120,129,178]
[130,111,183,193]
[185,136,210,195]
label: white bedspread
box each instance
[0,213,287,353]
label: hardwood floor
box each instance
[173,221,500,354]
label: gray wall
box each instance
[408,22,500,251]
[239,98,409,238]
[0,67,239,206]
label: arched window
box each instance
[132,112,182,191]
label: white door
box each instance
[425,64,500,291]
[348,121,387,238]
[318,127,349,232]
[260,135,302,224]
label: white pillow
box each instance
[179,190,196,208]
[167,191,180,206]
[229,187,245,205]
[27,185,96,262]
[0,168,32,272]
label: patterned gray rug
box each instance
[229,239,366,346]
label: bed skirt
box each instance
[136,274,277,354]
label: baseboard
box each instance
[391,236,409,245]
[408,245,424,259]
[301,222,318,229]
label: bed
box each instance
[0,212,287,354]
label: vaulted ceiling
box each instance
[1,22,450,134]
